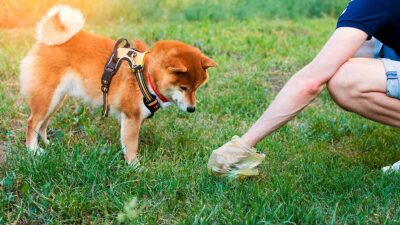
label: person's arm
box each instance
[242,27,368,147]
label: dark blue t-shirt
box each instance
[337,0,400,55]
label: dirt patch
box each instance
[0,143,5,165]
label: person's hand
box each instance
[207,136,265,179]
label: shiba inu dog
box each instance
[20,5,217,163]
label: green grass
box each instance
[1,14,400,224]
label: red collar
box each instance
[146,72,169,103]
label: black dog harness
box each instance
[101,38,160,118]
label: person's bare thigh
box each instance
[328,57,400,127]
[330,57,386,93]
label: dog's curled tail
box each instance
[36,5,85,46]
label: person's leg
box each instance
[327,57,400,172]
[327,58,400,127]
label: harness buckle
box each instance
[143,96,160,118]
[132,64,141,73]
[105,66,115,73]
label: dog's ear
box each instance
[201,56,217,69]
[165,49,187,73]
[132,39,148,52]
[168,60,187,73]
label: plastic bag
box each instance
[208,136,265,179]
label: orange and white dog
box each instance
[20,5,217,163]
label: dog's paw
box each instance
[128,158,142,171]
[28,146,45,156]
[381,160,400,173]
[43,139,50,145]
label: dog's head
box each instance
[142,40,217,112]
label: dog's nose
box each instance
[187,106,196,113]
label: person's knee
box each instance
[327,59,364,110]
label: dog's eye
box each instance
[174,72,185,76]
[180,86,188,91]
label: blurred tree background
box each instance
[1,0,348,28]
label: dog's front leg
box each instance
[120,114,142,164]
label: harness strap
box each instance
[101,52,119,117]
[132,65,160,116]
[101,38,160,118]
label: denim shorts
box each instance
[373,41,400,99]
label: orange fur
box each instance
[20,6,217,163]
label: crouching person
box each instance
[208,0,400,177]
